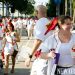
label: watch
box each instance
[29,55,32,59]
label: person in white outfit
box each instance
[17,17,23,38]
[40,15,75,75]
[0,19,5,62]
[27,18,35,39]
[0,19,4,51]
[3,22,20,75]
[25,5,56,75]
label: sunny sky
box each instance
[34,0,49,6]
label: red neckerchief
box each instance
[0,23,4,27]
[44,17,58,35]
[34,17,58,58]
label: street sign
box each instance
[54,0,61,5]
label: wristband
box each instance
[29,55,32,59]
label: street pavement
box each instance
[0,36,34,75]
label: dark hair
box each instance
[58,15,72,24]
[0,19,2,23]
[56,23,60,29]
[7,22,14,32]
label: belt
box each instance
[57,65,72,68]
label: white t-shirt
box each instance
[0,26,4,50]
[0,26,4,37]
[17,19,23,29]
[41,32,75,67]
[34,17,53,50]
[4,32,18,55]
[12,21,19,29]
[27,19,34,29]
[34,18,53,41]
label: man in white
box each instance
[27,18,35,39]
[17,17,23,38]
[0,19,4,51]
[12,18,18,30]
[25,5,53,75]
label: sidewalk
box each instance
[0,36,34,75]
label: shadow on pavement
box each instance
[0,68,30,75]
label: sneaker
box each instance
[10,69,14,73]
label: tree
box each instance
[47,0,56,17]
[0,0,35,15]
[47,0,65,17]
[73,0,75,23]
[23,2,34,15]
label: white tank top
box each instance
[58,33,75,67]
[5,32,18,51]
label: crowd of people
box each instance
[0,16,37,75]
[0,4,75,75]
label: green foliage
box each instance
[24,2,34,15]
[1,0,34,15]
[73,0,75,8]
[47,0,65,17]
[46,0,56,17]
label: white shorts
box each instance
[30,58,48,75]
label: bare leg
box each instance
[11,56,15,73]
[4,55,9,74]
[27,29,31,39]
[11,51,17,73]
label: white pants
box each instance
[0,40,2,50]
[30,58,48,75]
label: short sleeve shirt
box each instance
[41,32,75,67]
[34,18,53,42]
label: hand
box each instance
[25,57,31,67]
[47,50,56,59]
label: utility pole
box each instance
[73,0,75,23]
[2,0,4,16]
[54,0,61,16]
[6,2,9,16]
[65,0,67,15]
[70,0,72,17]
[56,4,60,16]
